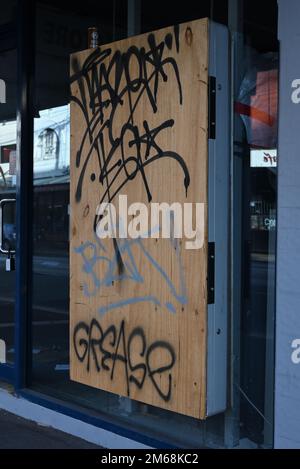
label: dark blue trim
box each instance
[14,0,35,390]
[18,389,176,449]
[0,364,14,382]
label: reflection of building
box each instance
[33,106,70,252]
[34,105,70,180]
[0,79,5,104]
[0,104,70,186]
[0,106,70,252]
[37,128,58,160]
[0,121,16,186]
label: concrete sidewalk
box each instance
[0,409,101,449]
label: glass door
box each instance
[0,43,17,377]
[234,0,278,447]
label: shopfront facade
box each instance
[0,0,296,449]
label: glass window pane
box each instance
[0,45,17,364]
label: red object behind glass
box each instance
[236,64,278,149]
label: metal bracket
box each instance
[207,242,215,304]
[208,76,216,139]
[0,199,16,255]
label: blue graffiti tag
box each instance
[74,233,187,315]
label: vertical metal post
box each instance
[263,230,276,447]
[224,0,244,448]
[127,0,141,37]
[117,0,144,418]
[15,0,35,390]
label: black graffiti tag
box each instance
[73,319,176,402]
[70,26,190,227]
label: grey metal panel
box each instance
[206,21,230,416]
[276,0,300,449]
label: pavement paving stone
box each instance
[0,409,102,449]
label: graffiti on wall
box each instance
[73,318,176,402]
[70,19,209,418]
[70,26,190,228]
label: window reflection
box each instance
[34,105,70,178]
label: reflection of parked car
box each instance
[3,223,16,251]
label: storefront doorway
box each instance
[0,0,279,449]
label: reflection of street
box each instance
[251,256,275,297]
[248,255,275,337]
[0,254,68,312]
[0,254,69,365]
[241,254,275,442]
[0,254,275,329]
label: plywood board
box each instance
[70,18,209,419]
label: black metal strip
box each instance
[207,242,215,305]
[15,0,35,390]
[208,76,216,139]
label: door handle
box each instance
[0,199,16,255]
